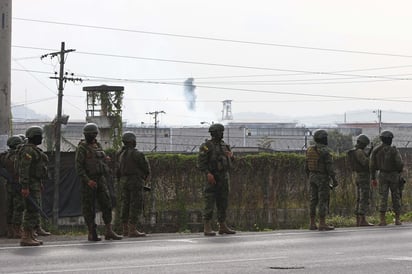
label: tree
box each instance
[326,129,353,153]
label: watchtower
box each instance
[221,99,233,121]
[82,85,124,149]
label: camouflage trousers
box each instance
[203,172,230,223]
[309,173,331,218]
[7,186,24,225]
[81,175,113,226]
[378,171,401,214]
[22,179,41,230]
[355,172,371,216]
[119,175,144,225]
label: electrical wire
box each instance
[13,17,412,58]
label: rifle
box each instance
[0,167,49,220]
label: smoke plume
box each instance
[183,78,196,111]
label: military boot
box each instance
[13,225,22,239]
[203,221,216,236]
[309,216,318,230]
[379,212,387,226]
[122,223,129,237]
[30,230,43,245]
[359,215,374,226]
[35,226,51,236]
[318,217,334,231]
[128,224,146,237]
[7,224,14,239]
[20,229,40,247]
[218,222,236,235]
[395,213,402,225]
[88,224,101,242]
[104,224,123,240]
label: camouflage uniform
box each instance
[370,131,403,225]
[117,133,151,236]
[19,144,48,231]
[305,129,337,231]
[0,138,24,238]
[75,139,113,228]
[348,134,373,226]
[75,123,122,241]
[198,123,235,236]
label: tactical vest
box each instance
[347,148,369,172]
[375,145,402,172]
[206,140,231,173]
[119,148,141,176]
[18,144,48,179]
[1,149,19,181]
[80,141,110,177]
[306,145,325,173]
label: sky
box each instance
[9,0,412,127]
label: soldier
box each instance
[18,126,49,246]
[305,129,338,231]
[117,131,151,237]
[198,123,236,236]
[348,134,374,226]
[370,130,404,226]
[75,123,122,241]
[0,136,24,238]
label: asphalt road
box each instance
[1,224,412,274]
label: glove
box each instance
[21,188,30,198]
[371,179,378,188]
[207,172,216,185]
[87,180,97,189]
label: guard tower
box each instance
[82,85,124,149]
[221,100,233,121]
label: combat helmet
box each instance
[122,131,136,143]
[83,123,99,135]
[380,130,393,139]
[7,135,23,148]
[25,126,43,139]
[208,123,225,132]
[356,134,370,146]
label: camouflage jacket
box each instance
[305,143,336,179]
[118,146,151,179]
[370,143,403,180]
[18,144,48,189]
[348,145,370,173]
[198,139,233,175]
[75,140,110,183]
[0,148,19,181]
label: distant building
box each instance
[8,120,412,153]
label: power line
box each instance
[73,50,412,81]
[12,67,412,103]
[12,67,412,86]
[13,17,412,59]
[13,45,412,82]
[11,65,84,112]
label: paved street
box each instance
[1,224,412,274]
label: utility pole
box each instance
[0,0,12,237]
[374,109,382,135]
[146,111,165,152]
[0,0,11,142]
[41,42,80,226]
